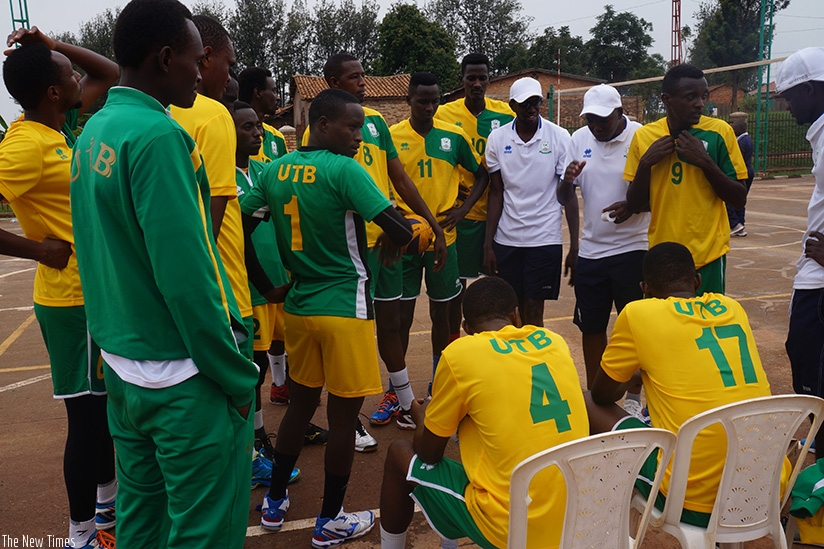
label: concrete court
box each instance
[0,175,818,548]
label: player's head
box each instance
[113,0,203,108]
[308,88,364,157]
[641,242,701,298]
[192,14,235,100]
[323,52,365,102]
[3,42,80,112]
[407,71,440,123]
[661,64,708,130]
[232,100,262,160]
[580,84,624,142]
[221,69,238,112]
[730,118,747,137]
[509,77,543,125]
[775,47,824,126]
[460,53,490,100]
[238,66,280,115]
[462,277,520,334]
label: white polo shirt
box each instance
[569,117,649,260]
[795,112,824,290]
[486,117,571,246]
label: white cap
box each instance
[510,77,543,103]
[775,47,824,94]
[580,84,622,117]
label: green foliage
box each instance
[374,4,460,92]
[277,0,315,95]
[313,0,380,72]
[586,5,654,82]
[229,0,285,71]
[191,0,231,26]
[75,8,119,61]
[517,26,589,75]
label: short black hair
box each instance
[461,52,490,74]
[192,14,230,52]
[463,277,518,326]
[642,242,696,293]
[3,43,61,109]
[408,71,439,95]
[323,52,359,84]
[662,63,705,95]
[309,88,359,127]
[238,66,272,103]
[113,0,193,69]
[232,100,254,113]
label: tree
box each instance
[586,5,654,83]
[313,0,380,71]
[229,0,285,70]
[426,0,532,75]
[75,8,119,61]
[191,0,231,27]
[374,4,460,92]
[522,26,589,75]
[277,0,315,99]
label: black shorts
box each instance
[492,242,562,301]
[573,250,645,334]
[787,288,824,397]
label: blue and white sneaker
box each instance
[311,509,374,548]
[252,451,300,488]
[260,491,290,531]
[66,530,116,548]
[94,499,115,530]
[369,391,399,425]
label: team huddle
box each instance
[1,0,823,546]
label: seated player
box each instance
[588,242,778,526]
[379,276,589,549]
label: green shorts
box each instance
[401,243,461,302]
[456,219,486,279]
[614,416,710,527]
[34,303,106,398]
[367,245,403,301]
[407,455,495,549]
[696,255,726,296]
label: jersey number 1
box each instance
[284,196,303,251]
[529,363,572,432]
[695,324,758,387]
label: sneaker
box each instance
[396,408,416,430]
[311,510,375,548]
[369,391,399,425]
[255,432,277,459]
[261,491,290,531]
[304,422,329,445]
[735,227,747,237]
[355,418,377,453]
[252,451,301,488]
[623,399,645,421]
[270,383,289,405]
[67,530,116,549]
[94,499,116,531]
[730,223,745,236]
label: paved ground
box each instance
[0,175,819,548]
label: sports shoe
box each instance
[311,509,375,548]
[94,499,116,530]
[369,391,399,425]
[355,418,377,452]
[396,408,416,430]
[261,491,290,531]
[252,450,301,487]
[66,530,116,549]
[305,422,329,445]
[270,382,289,405]
[735,226,747,237]
[255,432,277,459]
[730,223,745,236]
[623,399,647,422]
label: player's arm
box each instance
[483,169,503,275]
[386,157,446,270]
[373,205,414,265]
[210,196,229,239]
[591,311,640,404]
[558,160,585,205]
[674,130,746,209]
[241,212,292,303]
[805,231,824,268]
[564,191,579,286]
[410,399,450,464]
[441,165,489,231]
[0,228,72,269]
[626,135,675,214]
[590,368,629,405]
[6,27,119,116]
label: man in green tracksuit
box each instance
[69,0,259,547]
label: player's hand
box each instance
[564,248,578,286]
[639,135,675,168]
[38,237,72,269]
[563,160,586,183]
[236,402,251,420]
[483,243,497,275]
[376,232,405,266]
[264,282,293,304]
[5,26,55,54]
[410,398,428,426]
[674,130,711,167]
[431,232,447,273]
[438,206,466,232]
[602,201,632,224]
[805,231,824,268]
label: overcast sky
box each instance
[0,0,820,120]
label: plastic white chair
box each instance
[508,428,676,549]
[629,394,824,549]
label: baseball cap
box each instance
[580,84,622,117]
[510,77,543,104]
[775,47,824,94]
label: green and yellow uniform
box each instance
[601,293,772,516]
[251,122,288,164]
[71,87,258,549]
[623,116,748,270]
[416,325,588,548]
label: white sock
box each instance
[440,538,459,549]
[626,392,641,403]
[389,369,414,410]
[69,518,96,546]
[379,524,406,549]
[269,352,286,386]
[254,409,264,430]
[97,477,117,504]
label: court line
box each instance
[0,364,50,373]
[0,313,36,357]
[0,306,34,312]
[0,267,35,278]
[0,372,51,393]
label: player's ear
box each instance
[693,273,702,292]
[200,45,213,70]
[639,281,650,298]
[461,319,474,336]
[157,45,173,75]
[511,307,522,328]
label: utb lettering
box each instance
[674,299,728,318]
[489,329,552,354]
[86,139,117,178]
[278,164,316,183]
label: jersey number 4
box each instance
[530,362,572,432]
[695,324,758,387]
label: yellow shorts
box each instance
[284,312,382,398]
[253,303,286,351]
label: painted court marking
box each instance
[0,372,51,393]
[0,267,35,278]
[0,313,35,356]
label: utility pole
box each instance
[754,0,775,174]
[671,0,682,67]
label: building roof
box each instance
[443,67,605,100]
[292,74,411,101]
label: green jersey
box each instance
[240,148,391,319]
[236,159,289,306]
[70,87,258,406]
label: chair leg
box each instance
[785,515,796,549]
